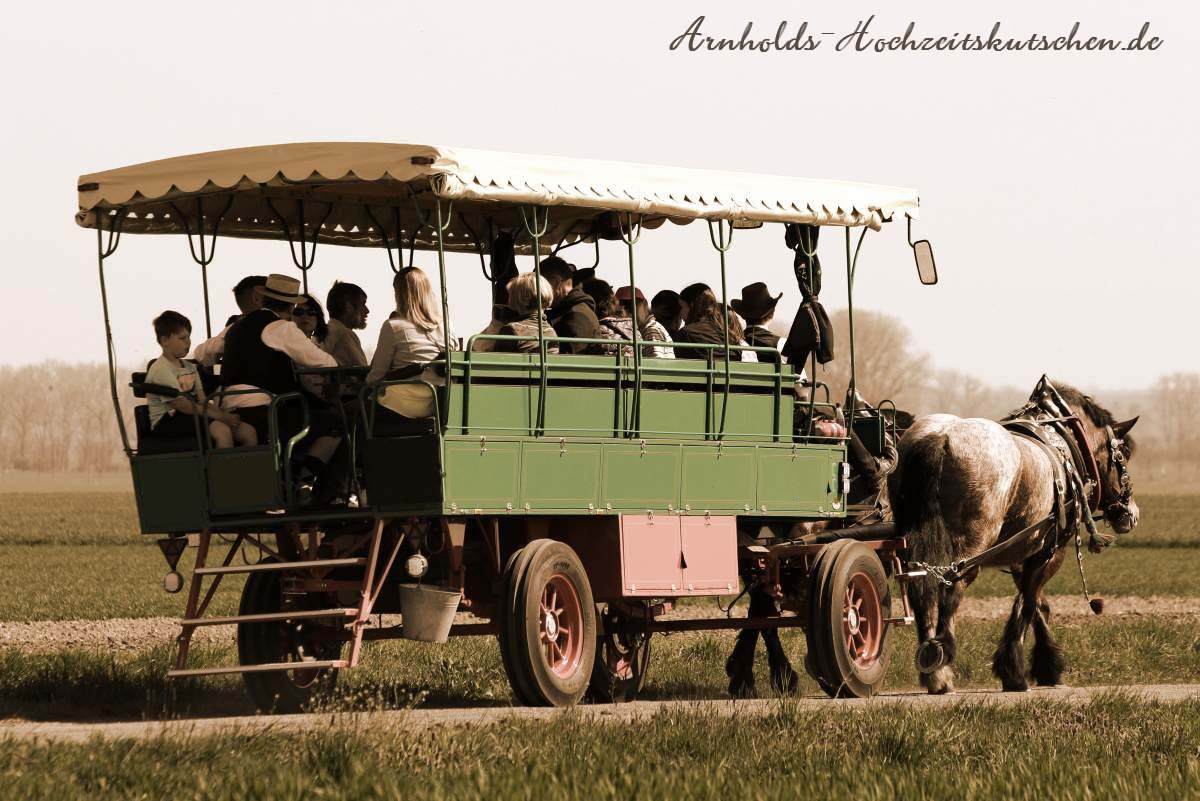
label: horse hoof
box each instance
[915,640,946,675]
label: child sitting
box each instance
[147,311,257,448]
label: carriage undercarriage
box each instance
[167,514,919,712]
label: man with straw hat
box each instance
[731,282,783,365]
[221,273,345,505]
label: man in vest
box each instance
[221,274,345,505]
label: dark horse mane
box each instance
[1010,379,1136,455]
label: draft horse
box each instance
[889,378,1139,693]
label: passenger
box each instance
[193,275,266,367]
[322,281,370,367]
[147,310,256,448]
[293,294,329,347]
[293,294,330,397]
[472,302,520,352]
[651,290,683,340]
[220,274,345,504]
[731,282,782,365]
[366,267,456,419]
[540,256,601,354]
[494,272,559,354]
[616,286,673,359]
[583,279,637,357]
[672,286,747,362]
[678,282,711,325]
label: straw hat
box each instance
[259,274,303,304]
[730,282,782,319]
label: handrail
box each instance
[459,334,801,441]
[208,387,311,507]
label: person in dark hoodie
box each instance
[540,256,602,354]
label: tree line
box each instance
[0,314,1196,487]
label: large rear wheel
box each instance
[806,541,893,698]
[238,566,344,713]
[499,539,597,706]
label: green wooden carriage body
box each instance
[131,352,847,533]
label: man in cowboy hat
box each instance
[221,273,345,504]
[731,282,783,365]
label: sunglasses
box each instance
[293,308,317,317]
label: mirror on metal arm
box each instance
[913,239,938,285]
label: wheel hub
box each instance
[544,611,559,638]
[846,607,860,633]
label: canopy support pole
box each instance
[96,209,131,456]
[431,193,455,432]
[267,198,333,295]
[363,205,406,274]
[169,195,233,338]
[844,227,869,422]
[618,214,643,438]
[707,221,735,441]
[520,206,550,437]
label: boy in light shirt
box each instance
[146,310,257,448]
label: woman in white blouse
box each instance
[366,267,454,419]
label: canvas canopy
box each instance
[76,142,920,253]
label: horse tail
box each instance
[892,433,953,565]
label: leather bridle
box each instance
[1101,423,1135,524]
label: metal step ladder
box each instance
[167,519,402,679]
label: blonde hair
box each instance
[506,272,553,316]
[392,267,441,331]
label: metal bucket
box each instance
[398,583,462,643]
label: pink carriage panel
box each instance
[619,513,683,596]
[679,515,738,594]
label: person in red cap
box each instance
[616,285,673,358]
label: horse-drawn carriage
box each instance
[77,143,941,711]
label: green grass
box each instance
[2,695,1199,800]
[0,492,140,545]
[0,543,244,621]
[968,542,1200,597]
[0,492,1195,547]
[3,616,1199,722]
[3,539,1198,623]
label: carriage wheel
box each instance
[498,539,596,706]
[238,566,343,714]
[805,538,852,690]
[498,540,553,705]
[807,541,893,698]
[589,605,652,703]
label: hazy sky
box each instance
[0,1,1195,392]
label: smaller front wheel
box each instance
[500,540,597,707]
[806,541,893,698]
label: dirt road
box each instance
[3,684,1197,743]
[2,595,1197,653]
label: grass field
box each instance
[3,615,1199,721]
[1,492,1197,547]
[2,695,1199,801]
[1,540,1197,622]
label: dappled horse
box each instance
[889,378,1139,693]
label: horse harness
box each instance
[915,377,1130,599]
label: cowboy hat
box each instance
[730,282,782,319]
[259,273,303,304]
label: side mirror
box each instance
[914,240,938,285]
